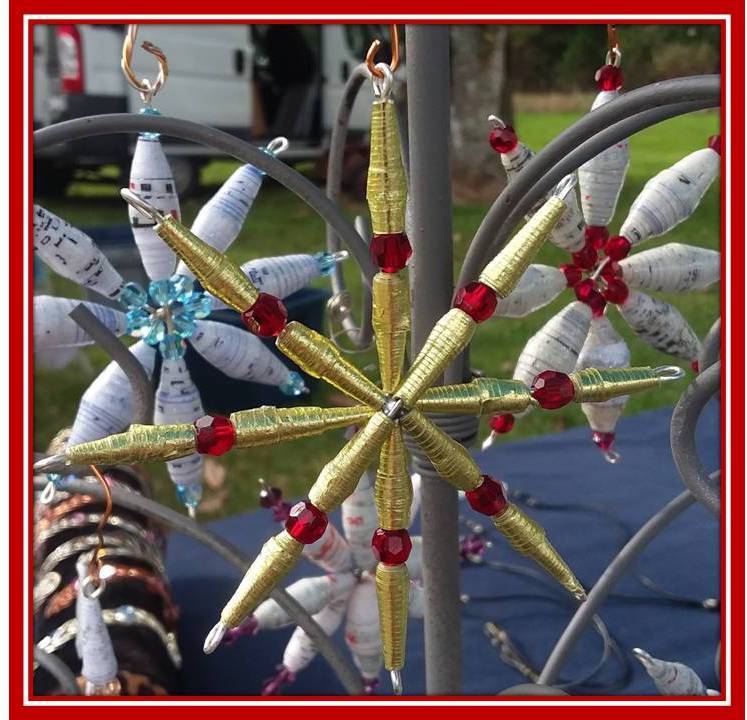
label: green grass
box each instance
[34,110,721,516]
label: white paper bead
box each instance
[344,577,383,681]
[341,471,379,572]
[33,296,126,351]
[619,243,720,293]
[495,264,567,318]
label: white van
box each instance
[33,24,389,194]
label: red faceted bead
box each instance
[584,225,609,250]
[465,475,509,517]
[241,293,288,337]
[592,431,615,452]
[707,135,721,155]
[489,413,515,434]
[559,263,583,288]
[691,359,700,374]
[370,232,412,273]
[603,278,629,305]
[371,528,412,565]
[453,281,498,323]
[604,235,631,261]
[571,244,598,270]
[600,260,622,280]
[285,501,328,544]
[531,370,575,409]
[574,279,607,317]
[595,64,624,91]
[194,414,236,456]
[488,125,519,154]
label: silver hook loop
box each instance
[487,114,506,129]
[603,448,622,464]
[372,63,394,100]
[264,136,289,156]
[654,365,687,382]
[605,46,622,68]
[39,481,56,505]
[120,188,165,224]
[80,574,106,599]
[553,173,578,202]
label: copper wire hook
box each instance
[366,25,400,79]
[607,24,620,52]
[121,24,169,104]
[88,464,113,587]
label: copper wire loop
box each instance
[88,465,113,588]
[121,24,169,103]
[366,25,400,78]
[607,24,620,52]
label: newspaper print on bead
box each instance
[494,265,567,318]
[619,243,720,293]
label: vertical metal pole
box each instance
[405,24,463,695]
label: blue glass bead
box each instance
[170,312,197,339]
[148,278,178,307]
[46,473,64,489]
[143,318,166,346]
[170,274,194,301]
[159,334,186,359]
[139,106,161,141]
[119,282,148,310]
[182,293,213,319]
[176,483,203,510]
[126,308,151,337]
[278,371,308,397]
[313,250,348,277]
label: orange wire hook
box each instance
[366,25,400,79]
[88,464,113,587]
[607,24,620,52]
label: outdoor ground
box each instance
[34,109,721,516]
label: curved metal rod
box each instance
[671,361,721,516]
[69,304,153,424]
[325,63,374,348]
[699,318,722,373]
[458,74,720,289]
[31,476,365,695]
[33,645,80,695]
[34,114,376,286]
[538,487,703,685]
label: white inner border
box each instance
[21,12,733,708]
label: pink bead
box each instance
[592,431,616,452]
[707,135,721,155]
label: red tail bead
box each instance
[603,278,629,305]
[707,135,721,155]
[489,413,515,434]
[691,359,700,374]
[595,64,624,91]
[592,431,615,452]
[194,414,236,456]
[571,244,598,270]
[575,279,607,317]
[584,225,609,250]
[559,263,583,288]
[531,370,575,409]
[453,281,498,322]
[285,501,328,544]
[489,125,519,154]
[465,475,508,517]
[604,235,631,261]
[600,260,622,280]
[370,232,412,273]
[371,528,412,565]
[241,293,288,337]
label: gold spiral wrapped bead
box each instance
[492,504,585,600]
[417,377,532,415]
[395,309,476,408]
[155,216,259,312]
[367,100,407,235]
[372,272,411,392]
[220,530,303,628]
[375,562,410,671]
[231,405,372,447]
[65,424,196,465]
[479,196,566,298]
[401,409,482,492]
[276,322,385,406]
[569,367,661,403]
[309,412,393,512]
[375,427,413,529]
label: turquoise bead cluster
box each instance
[120,274,212,360]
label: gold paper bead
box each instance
[155,216,259,312]
[395,309,476,408]
[569,367,661,403]
[479,196,566,298]
[493,504,585,600]
[401,409,482,492]
[66,424,196,465]
[220,530,303,628]
[367,100,407,235]
[231,405,373,447]
[375,427,413,529]
[276,322,385,407]
[372,272,411,392]
[417,377,532,415]
[309,412,393,512]
[375,562,409,671]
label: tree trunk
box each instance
[450,25,513,202]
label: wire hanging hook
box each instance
[87,465,113,590]
[121,24,169,105]
[605,24,622,67]
[366,24,400,79]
